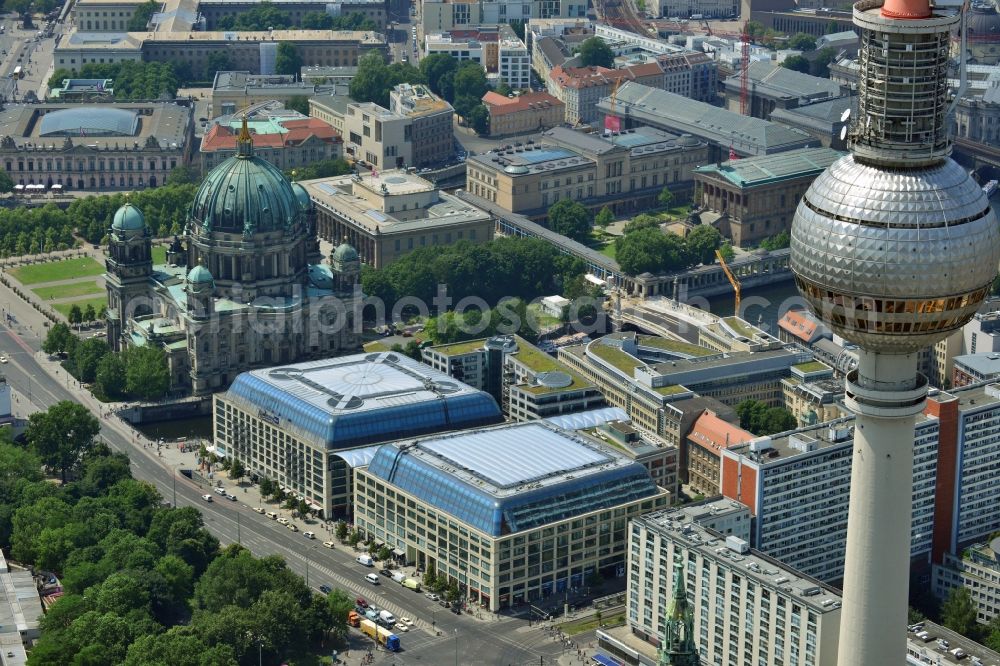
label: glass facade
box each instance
[367,445,661,537]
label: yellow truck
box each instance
[359,619,400,651]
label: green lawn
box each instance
[53,296,107,319]
[599,243,616,260]
[152,246,167,264]
[9,257,105,285]
[558,610,626,636]
[33,281,104,300]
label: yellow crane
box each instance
[715,249,741,317]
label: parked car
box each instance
[356,597,368,608]
[365,573,380,585]
[322,541,336,549]
[253,507,265,514]
[225,493,237,502]
[401,617,414,627]
[287,523,298,532]
[425,593,440,601]
[277,517,289,525]
[319,584,332,595]
[451,604,461,615]
[201,494,213,502]
[379,568,393,578]
[439,600,450,608]
[303,531,315,539]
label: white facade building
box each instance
[499,25,532,90]
[628,500,841,666]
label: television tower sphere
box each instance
[791,156,1000,353]
[791,0,1000,354]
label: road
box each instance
[0,280,569,665]
[387,0,419,66]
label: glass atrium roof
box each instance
[225,352,502,448]
[366,422,661,537]
[39,107,138,137]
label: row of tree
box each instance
[349,52,492,134]
[735,399,798,436]
[937,586,1000,651]
[214,3,375,31]
[0,401,356,664]
[43,323,171,401]
[359,236,586,315]
[614,223,724,276]
[48,61,181,100]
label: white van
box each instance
[378,610,395,625]
[213,486,226,495]
[391,572,406,584]
[365,573,380,584]
[266,511,278,520]
[357,554,374,567]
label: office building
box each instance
[658,0,738,18]
[770,97,854,151]
[421,0,586,35]
[597,82,817,159]
[0,550,43,665]
[387,84,454,169]
[199,104,341,175]
[547,63,665,125]
[482,91,565,138]
[933,538,1000,625]
[72,0,148,31]
[586,420,680,497]
[720,411,940,584]
[781,362,845,428]
[498,24,532,91]
[354,421,670,611]
[214,352,503,517]
[210,72,348,116]
[685,411,754,496]
[629,501,841,666]
[905,619,1000,666]
[47,78,114,102]
[952,353,1000,388]
[0,102,192,191]
[692,147,844,247]
[422,335,604,420]
[55,29,386,80]
[465,126,709,218]
[301,170,493,268]
[722,61,846,121]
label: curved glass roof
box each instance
[545,407,629,431]
[39,107,138,137]
[225,352,502,448]
[366,423,661,537]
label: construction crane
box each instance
[715,249,741,317]
[740,19,751,116]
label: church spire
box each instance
[658,559,699,666]
[236,114,253,158]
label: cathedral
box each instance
[104,118,362,395]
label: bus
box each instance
[12,66,22,79]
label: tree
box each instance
[259,477,275,498]
[578,37,614,68]
[718,242,735,264]
[736,399,797,435]
[83,303,97,323]
[376,545,391,562]
[0,169,13,194]
[335,521,348,541]
[788,32,817,51]
[206,51,233,76]
[26,401,101,483]
[468,104,490,135]
[274,42,302,77]
[810,47,837,78]
[296,499,310,517]
[350,51,423,108]
[657,186,675,210]
[547,199,591,242]
[759,230,791,251]
[615,228,692,275]
[95,352,127,399]
[72,338,109,383]
[349,530,361,547]
[494,79,513,97]
[685,224,722,266]
[452,62,489,115]
[229,458,245,484]
[43,322,72,355]
[166,165,199,187]
[287,157,352,181]
[127,0,159,30]
[124,345,170,401]
[781,55,811,74]
[509,20,526,41]
[68,304,83,326]
[326,588,355,640]
[285,95,310,115]
[986,613,1000,652]
[420,53,459,99]
[941,587,978,638]
[594,206,614,230]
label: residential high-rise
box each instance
[789,0,1000,664]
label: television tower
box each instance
[790,0,1000,664]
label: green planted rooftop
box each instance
[588,343,643,374]
[509,339,592,394]
[653,384,687,396]
[637,335,713,357]
[794,361,830,373]
[722,317,757,339]
[427,339,489,356]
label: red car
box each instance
[356,597,368,608]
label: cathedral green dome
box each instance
[112,203,145,231]
[291,182,311,210]
[187,264,214,285]
[333,242,359,263]
[189,120,301,236]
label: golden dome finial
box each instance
[236,114,253,157]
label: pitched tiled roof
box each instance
[482,91,564,116]
[550,62,663,90]
[687,411,754,456]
